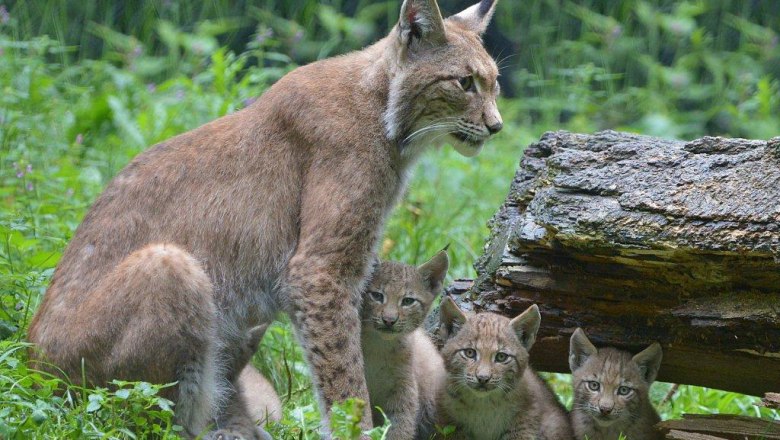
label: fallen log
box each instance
[763,393,780,410]
[657,414,780,439]
[446,130,780,397]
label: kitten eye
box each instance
[458,75,475,92]
[461,348,477,359]
[494,352,509,363]
[587,381,601,392]
[369,291,384,303]
[617,386,633,396]
[401,297,417,307]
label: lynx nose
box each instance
[476,374,491,385]
[599,405,614,416]
[382,316,397,327]
[487,121,503,134]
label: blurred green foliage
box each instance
[5,0,780,138]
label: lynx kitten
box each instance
[234,325,282,439]
[361,250,449,439]
[569,328,664,440]
[436,297,573,440]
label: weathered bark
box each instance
[657,414,780,439]
[448,130,780,397]
[764,393,780,410]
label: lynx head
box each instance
[439,297,540,397]
[383,0,503,158]
[569,328,663,426]
[362,250,449,339]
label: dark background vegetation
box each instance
[6,0,780,138]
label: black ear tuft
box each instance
[478,0,495,16]
[450,0,499,35]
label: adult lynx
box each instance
[27,0,503,438]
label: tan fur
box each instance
[361,251,448,440]
[27,0,503,438]
[220,324,282,440]
[569,328,663,440]
[237,365,282,437]
[435,298,573,440]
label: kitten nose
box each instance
[476,374,491,385]
[487,121,503,135]
[599,406,613,416]
[382,316,397,327]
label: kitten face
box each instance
[362,251,448,338]
[572,348,649,425]
[569,328,662,427]
[441,314,528,395]
[439,298,540,396]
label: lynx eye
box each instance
[587,381,601,392]
[401,297,417,306]
[461,348,477,359]
[494,352,509,363]
[369,291,384,303]
[617,386,633,396]
[458,75,475,92]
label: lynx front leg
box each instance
[381,377,420,440]
[283,150,399,433]
[286,257,373,431]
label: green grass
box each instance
[1,4,779,438]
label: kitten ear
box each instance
[246,324,269,350]
[417,247,449,294]
[398,0,447,49]
[569,328,598,372]
[509,304,541,351]
[450,0,499,35]
[439,296,467,339]
[633,342,663,384]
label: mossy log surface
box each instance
[448,130,780,397]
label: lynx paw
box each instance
[255,427,273,440]
[203,427,272,440]
[203,429,251,440]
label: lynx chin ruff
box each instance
[27,0,503,438]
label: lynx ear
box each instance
[509,304,541,351]
[450,0,499,35]
[417,247,449,294]
[633,342,663,384]
[398,0,447,49]
[569,328,598,372]
[439,296,467,339]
